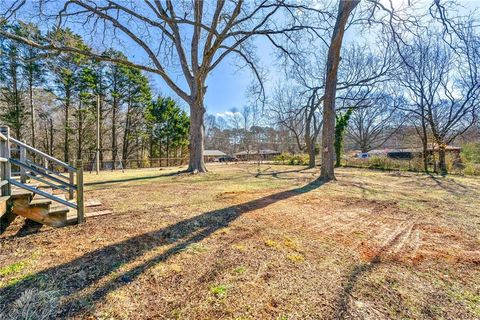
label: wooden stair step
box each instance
[11,188,33,199]
[29,198,52,206]
[66,209,112,224]
[49,205,69,216]
[12,201,65,228]
[86,210,112,217]
[0,196,10,218]
[85,199,102,207]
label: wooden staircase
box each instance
[10,184,71,227]
[1,126,86,233]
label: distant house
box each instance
[235,149,281,161]
[426,144,462,156]
[353,144,462,160]
[204,150,227,162]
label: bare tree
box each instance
[0,0,315,173]
[347,90,406,152]
[320,0,361,180]
[397,26,480,175]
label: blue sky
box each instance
[148,34,280,117]
[149,0,480,116]
[6,0,479,116]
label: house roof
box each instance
[357,145,462,155]
[235,149,280,155]
[203,150,227,156]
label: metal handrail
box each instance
[9,179,77,209]
[9,137,76,172]
[9,158,76,190]
[26,159,70,181]
[0,132,6,141]
[26,173,71,192]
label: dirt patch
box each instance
[1,165,479,319]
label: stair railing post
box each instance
[0,126,11,197]
[69,162,74,200]
[76,160,85,224]
[20,143,27,183]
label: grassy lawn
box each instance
[1,164,480,319]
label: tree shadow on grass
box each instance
[427,174,470,196]
[335,217,415,319]
[0,178,326,317]
[254,166,312,180]
[85,170,187,186]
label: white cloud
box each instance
[215,111,241,118]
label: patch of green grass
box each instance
[449,288,480,316]
[283,237,299,250]
[264,239,280,248]
[5,273,42,287]
[210,284,228,298]
[233,266,247,275]
[286,253,305,263]
[182,243,208,254]
[0,260,28,277]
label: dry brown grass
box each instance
[1,164,479,319]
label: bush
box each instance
[344,155,425,172]
[463,163,480,176]
[461,142,480,164]
[273,153,309,165]
[460,143,480,176]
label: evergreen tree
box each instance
[19,22,45,148]
[0,23,27,139]
[104,49,131,163]
[122,67,152,160]
[146,97,189,163]
[48,27,89,162]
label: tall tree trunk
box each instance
[166,137,170,166]
[77,101,83,160]
[29,79,35,149]
[320,0,360,181]
[305,133,316,168]
[49,118,54,155]
[438,144,447,176]
[99,95,104,164]
[44,121,49,153]
[112,95,118,164]
[187,99,207,173]
[122,98,131,161]
[64,97,70,163]
[421,117,429,173]
[11,57,22,140]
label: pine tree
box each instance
[0,23,27,139]
[48,27,90,162]
[19,22,45,148]
[104,50,131,164]
[146,97,189,164]
[122,67,152,160]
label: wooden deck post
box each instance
[76,160,85,224]
[20,143,27,183]
[69,162,74,200]
[0,126,11,197]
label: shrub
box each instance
[461,142,480,164]
[463,163,480,176]
[274,153,309,165]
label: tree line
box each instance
[1,1,479,178]
[0,23,189,167]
